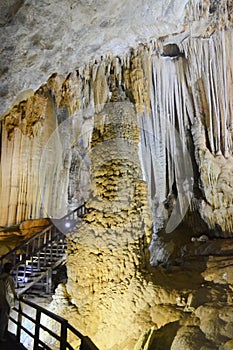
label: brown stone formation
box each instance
[3,87,48,140]
[0,0,233,349]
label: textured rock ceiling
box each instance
[0,0,190,116]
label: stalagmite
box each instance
[54,98,156,349]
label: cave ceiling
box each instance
[1,0,190,116]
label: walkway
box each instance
[0,332,27,350]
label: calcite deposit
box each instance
[1,0,232,232]
[0,0,233,349]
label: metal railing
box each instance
[62,204,87,221]
[0,225,66,294]
[0,204,87,294]
[0,203,87,269]
[0,224,57,270]
[10,296,99,350]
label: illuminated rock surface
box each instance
[0,0,233,349]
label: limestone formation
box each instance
[1,20,232,233]
[63,100,154,348]
[0,0,233,349]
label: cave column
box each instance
[66,98,153,349]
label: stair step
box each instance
[17,272,41,278]
[26,258,64,265]
[17,269,40,273]
[37,250,66,254]
[17,267,40,273]
[6,215,74,295]
[37,253,65,257]
[40,252,66,257]
[46,242,66,246]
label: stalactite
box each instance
[0,0,232,234]
[1,129,14,224]
[182,29,233,158]
[124,45,151,116]
[92,60,109,112]
[138,53,194,234]
[187,0,206,21]
[186,0,231,28]
[182,26,233,233]
[0,91,69,226]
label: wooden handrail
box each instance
[10,296,99,350]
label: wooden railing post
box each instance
[10,297,99,350]
[46,268,52,294]
[16,300,23,342]
[33,309,41,350]
[60,320,68,350]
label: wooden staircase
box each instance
[0,204,87,296]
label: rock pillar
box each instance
[65,99,153,349]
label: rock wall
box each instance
[0,1,233,349]
[0,88,70,226]
[1,6,232,233]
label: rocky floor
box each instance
[135,237,233,350]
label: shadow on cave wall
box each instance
[146,321,180,350]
